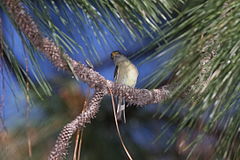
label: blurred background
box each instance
[0,0,240,160]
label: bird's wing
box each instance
[114,65,119,81]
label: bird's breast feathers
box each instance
[116,62,138,87]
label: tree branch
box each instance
[2,0,171,159]
[48,89,106,160]
[2,0,170,106]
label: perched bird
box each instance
[111,51,139,123]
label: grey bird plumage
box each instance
[111,51,138,123]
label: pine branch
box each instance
[2,0,170,106]
[48,89,105,160]
[2,0,171,159]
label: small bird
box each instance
[111,51,139,123]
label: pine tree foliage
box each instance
[144,0,240,159]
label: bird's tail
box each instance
[116,97,126,123]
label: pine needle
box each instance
[27,130,32,158]
[108,88,133,160]
[73,129,80,160]
[73,87,91,160]
[77,131,84,160]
